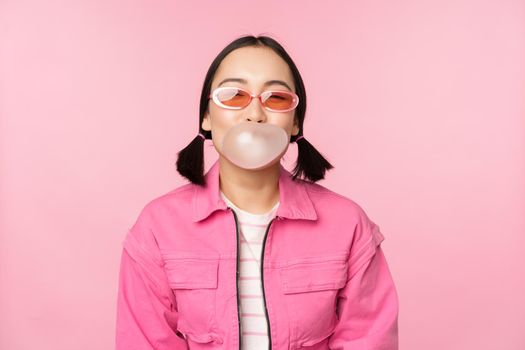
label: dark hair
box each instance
[176,34,334,186]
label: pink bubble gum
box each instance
[221,122,289,170]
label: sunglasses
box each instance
[208,86,299,112]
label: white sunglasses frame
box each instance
[208,86,299,113]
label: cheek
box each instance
[209,105,237,127]
[208,109,238,150]
[271,113,296,132]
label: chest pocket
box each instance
[162,253,223,345]
[280,257,348,349]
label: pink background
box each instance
[1,1,524,349]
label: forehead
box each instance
[212,46,295,91]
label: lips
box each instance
[221,121,289,170]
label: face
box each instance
[202,46,300,161]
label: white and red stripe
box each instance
[220,190,279,350]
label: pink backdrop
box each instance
[1,1,524,349]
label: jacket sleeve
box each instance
[115,207,189,350]
[328,211,399,350]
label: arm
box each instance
[115,213,189,350]
[328,216,399,350]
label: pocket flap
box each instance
[300,323,337,347]
[177,318,224,344]
[164,257,219,289]
[280,260,348,294]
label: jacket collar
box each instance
[191,159,317,222]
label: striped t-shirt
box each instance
[220,190,279,350]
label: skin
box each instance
[201,46,300,214]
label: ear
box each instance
[201,111,211,131]
[291,117,300,136]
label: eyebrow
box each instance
[217,78,293,91]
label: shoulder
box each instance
[123,183,196,264]
[123,182,197,255]
[134,182,196,222]
[301,179,372,222]
[302,181,386,270]
[302,179,385,243]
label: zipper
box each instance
[261,216,277,350]
[231,209,243,350]
[232,207,279,350]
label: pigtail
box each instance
[175,132,207,186]
[291,135,334,183]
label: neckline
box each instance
[220,190,279,217]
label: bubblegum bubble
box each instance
[221,121,289,170]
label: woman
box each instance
[116,35,399,350]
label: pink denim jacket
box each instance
[116,159,399,349]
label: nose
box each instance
[244,95,266,123]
